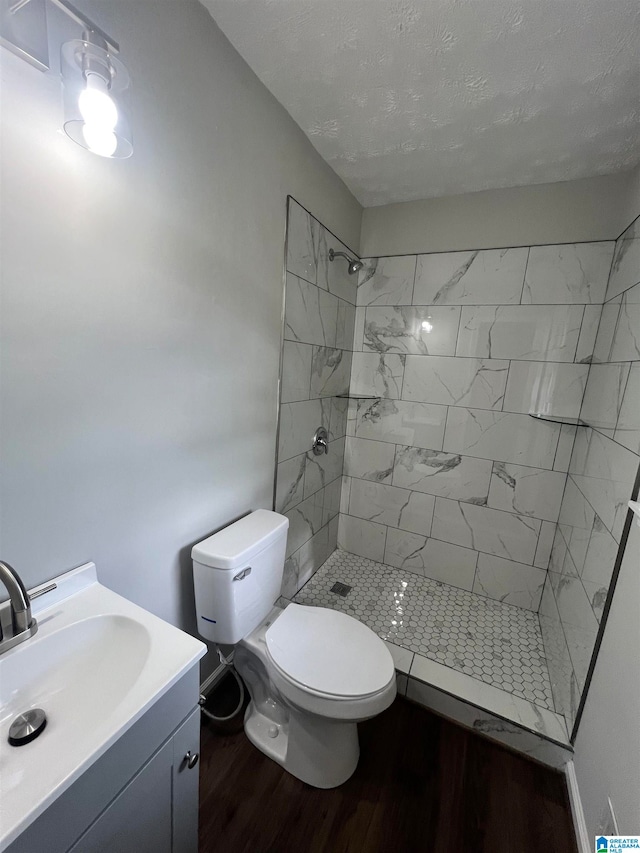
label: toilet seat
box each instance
[265,604,395,699]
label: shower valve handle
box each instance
[312,426,329,456]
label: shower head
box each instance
[329,248,363,276]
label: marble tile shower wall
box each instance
[339,241,616,615]
[540,214,640,730]
[276,199,358,599]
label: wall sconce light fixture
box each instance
[61,29,132,158]
[1,0,133,158]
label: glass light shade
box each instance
[61,38,132,159]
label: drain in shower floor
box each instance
[330,582,352,597]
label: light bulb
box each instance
[82,123,117,157]
[421,319,433,333]
[78,76,118,130]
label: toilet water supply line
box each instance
[199,646,246,723]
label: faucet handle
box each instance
[312,426,329,456]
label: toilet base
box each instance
[244,699,360,789]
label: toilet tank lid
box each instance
[191,510,289,570]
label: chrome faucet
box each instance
[0,561,38,653]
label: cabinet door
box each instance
[68,739,173,853]
[172,708,201,853]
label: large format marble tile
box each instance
[558,476,595,533]
[350,352,406,398]
[503,361,588,418]
[432,498,541,564]
[534,520,556,569]
[383,529,477,588]
[322,477,342,527]
[344,435,396,483]
[548,528,568,574]
[337,514,386,561]
[278,398,330,461]
[413,247,528,305]
[553,424,578,473]
[363,305,460,355]
[563,622,599,691]
[488,462,566,522]
[304,436,345,498]
[284,273,338,347]
[610,284,640,361]
[349,479,435,536]
[403,355,508,410]
[281,523,330,598]
[522,242,614,304]
[408,655,568,747]
[456,305,583,361]
[286,199,318,284]
[549,571,599,633]
[281,341,311,403]
[285,491,324,557]
[350,397,447,450]
[569,428,638,541]
[316,228,358,304]
[275,453,306,513]
[357,256,416,306]
[329,396,349,441]
[473,553,545,611]
[581,580,608,623]
[592,298,622,363]
[622,279,640,303]
[443,407,561,469]
[340,476,351,514]
[580,514,618,588]
[539,605,579,730]
[406,678,570,764]
[575,305,602,364]
[352,307,366,351]
[309,347,351,397]
[335,300,356,350]
[392,445,492,502]
[558,478,595,577]
[615,361,640,454]
[606,215,640,301]
[580,362,630,434]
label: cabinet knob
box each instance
[184,750,199,770]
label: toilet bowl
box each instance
[192,509,396,788]
[235,603,396,788]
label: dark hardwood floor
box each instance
[199,696,578,853]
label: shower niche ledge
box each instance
[528,413,589,427]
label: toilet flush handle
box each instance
[233,567,252,582]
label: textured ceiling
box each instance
[202,0,640,206]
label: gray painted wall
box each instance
[0,0,361,666]
[361,169,640,257]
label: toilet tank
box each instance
[192,509,289,644]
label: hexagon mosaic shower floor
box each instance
[293,549,555,712]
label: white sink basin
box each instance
[0,563,206,850]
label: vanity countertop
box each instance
[0,563,206,850]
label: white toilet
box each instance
[192,509,396,788]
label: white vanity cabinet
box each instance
[6,666,202,853]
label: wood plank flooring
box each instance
[199,696,578,853]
